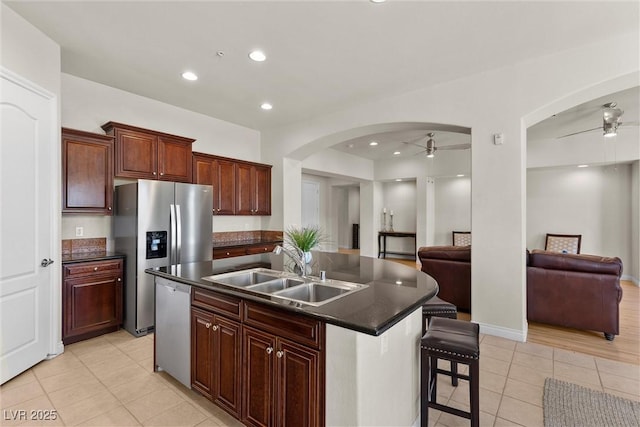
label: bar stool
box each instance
[422,295,457,336]
[422,295,459,385]
[421,317,480,427]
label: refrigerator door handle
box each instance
[176,204,182,264]
[170,204,177,265]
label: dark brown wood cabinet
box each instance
[193,152,271,216]
[193,153,237,215]
[102,122,194,182]
[62,258,123,344]
[237,163,271,216]
[191,290,243,418]
[62,128,115,214]
[190,289,324,427]
[242,303,324,427]
[213,243,278,260]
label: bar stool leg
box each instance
[429,355,438,402]
[451,361,459,386]
[469,360,480,427]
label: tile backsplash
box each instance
[62,238,107,255]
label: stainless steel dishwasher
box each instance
[155,277,191,388]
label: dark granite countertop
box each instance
[212,238,283,249]
[62,251,125,264]
[146,251,438,336]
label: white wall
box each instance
[527,164,635,282]
[434,176,472,246]
[262,32,639,341]
[60,74,262,245]
[380,181,417,254]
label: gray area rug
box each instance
[544,377,640,427]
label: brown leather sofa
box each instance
[527,249,623,340]
[417,246,471,312]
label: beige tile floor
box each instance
[1,329,639,427]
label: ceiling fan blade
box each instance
[436,143,471,151]
[556,126,601,139]
[620,121,640,126]
[400,135,429,148]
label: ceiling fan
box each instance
[403,132,471,158]
[558,102,639,139]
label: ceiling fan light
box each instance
[603,121,618,137]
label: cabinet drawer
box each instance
[245,244,275,255]
[213,247,248,259]
[243,302,323,350]
[192,288,242,320]
[64,259,123,277]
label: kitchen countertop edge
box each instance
[146,264,436,337]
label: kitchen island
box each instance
[147,251,438,426]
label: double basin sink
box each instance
[202,268,368,307]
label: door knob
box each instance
[41,258,54,267]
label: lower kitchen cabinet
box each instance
[243,327,322,427]
[62,258,123,344]
[190,289,325,427]
[191,307,242,417]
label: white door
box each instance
[1,69,57,384]
[301,180,320,228]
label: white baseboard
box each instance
[621,275,639,286]
[47,341,64,359]
[477,321,527,342]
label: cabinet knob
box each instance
[217,208,221,212]
[153,171,157,176]
[205,322,212,329]
[226,252,230,256]
[212,325,219,331]
[108,206,112,211]
[160,172,164,176]
[117,277,122,282]
[94,267,98,271]
[266,346,273,355]
[276,350,284,358]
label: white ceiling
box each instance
[6,0,640,134]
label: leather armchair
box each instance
[417,246,471,312]
[527,250,623,340]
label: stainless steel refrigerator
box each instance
[114,180,213,336]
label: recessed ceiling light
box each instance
[260,103,273,110]
[577,164,589,168]
[395,178,402,182]
[347,143,355,148]
[369,141,378,146]
[249,50,266,62]
[457,174,465,177]
[395,280,402,285]
[393,151,401,155]
[181,71,198,81]
[371,0,386,3]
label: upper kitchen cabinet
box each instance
[236,162,271,216]
[62,128,115,215]
[193,153,271,216]
[193,153,237,215]
[101,122,194,182]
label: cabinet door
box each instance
[191,308,214,399]
[236,163,255,215]
[193,155,215,215]
[276,339,322,427]
[114,128,158,179]
[253,165,271,216]
[158,136,192,183]
[214,159,237,215]
[62,129,114,214]
[243,327,276,427]
[63,270,123,344]
[213,315,242,417]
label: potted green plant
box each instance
[284,225,325,264]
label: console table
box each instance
[378,231,417,259]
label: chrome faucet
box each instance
[273,245,307,276]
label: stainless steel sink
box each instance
[202,268,367,306]
[248,277,305,294]
[204,270,280,287]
